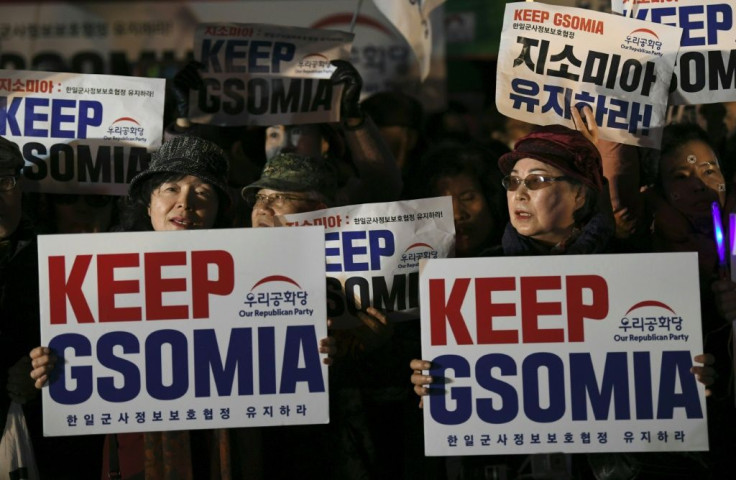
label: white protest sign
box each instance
[420,253,708,456]
[0,1,446,111]
[0,70,164,195]
[277,197,455,328]
[190,23,353,126]
[372,0,445,81]
[612,0,736,105]
[496,3,681,149]
[37,227,329,436]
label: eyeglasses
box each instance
[0,175,18,193]
[502,174,571,192]
[52,194,114,208]
[247,192,316,208]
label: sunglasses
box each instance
[502,174,571,192]
[52,194,114,208]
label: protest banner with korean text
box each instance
[190,23,353,126]
[37,227,329,436]
[496,3,681,149]
[420,253,708,456]
[277,197,454,328]
[1,70,164,195]
[0,1,446,111]
[613,0,736,105]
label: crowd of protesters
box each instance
[1,53,735,480]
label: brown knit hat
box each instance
[498,125,604,192]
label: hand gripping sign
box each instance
[496,2,681,149]
[190,23,354,126]
[613,0,736,105]
[420,253,708,456]
[0,70,164,195]
[37,227,329,436]
[277,197,455,328]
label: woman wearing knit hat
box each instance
[410,121,715,479]
[28,135,335,479]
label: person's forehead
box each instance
[257,188,294,195]
[510,157,558,172]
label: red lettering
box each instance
[521,276,563,343]
[98,253,141,322]
[144,251,188,320]
[566,275,609,342]
[48,255,94,324]
[430,278,472,345]
[475,277,517,344]
[191,250,234,318]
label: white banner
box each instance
[0,70,164,195]
[0,1,446,111]
[496,3,681,149]
[612,0,736,105]
[420,253,708,456]
[372,0,445,81]
[37,227,329,436]
[190,23,353,126]
[277,197,455,328]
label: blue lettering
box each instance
[0,96,22,136]
[708,4,732,44]
[475,353,518,424]
[657,350,703,419]
[429,354,472,425]
[25,97,49,137]
[145,329,188,400]
[193,328,254,397]
[50,99,77,139]
[248,41,271,74]
[48,333,93,405]
[523,353,565,423]
[325,232,341,273]
[97,331,140,402]
[343,231,369,271]
[279,325,324,393]
[633,351,654,419]
[369,230,394,270]
[78,100,102,139]
[569,352,630,421]
[258,327,277,394]
[680,5,706,46]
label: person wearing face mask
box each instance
[29,136,335,479]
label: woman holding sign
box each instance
[410,116,716,478]
[28,135,335,479]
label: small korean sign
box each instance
[496,2,681,148]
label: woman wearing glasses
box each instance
[242,152,336,228]
[494,124,612,256]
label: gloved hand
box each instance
[330,59,363,120]
[171,61,204,119]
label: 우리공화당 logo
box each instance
[239,275,312,319]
